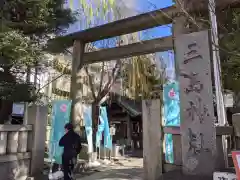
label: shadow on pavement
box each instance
[125,150,143,158]
[79,167,143,180]
[33,168,214,180]
[78,168,213,180]
[159,170,212,180]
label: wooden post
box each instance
[142,99,162,180]
[126,115,132,147]
[70,40,85,127]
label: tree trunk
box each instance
[0,68,15,124]
[91,102,99,151]
[90,102,99,161]
[0,100,13,124]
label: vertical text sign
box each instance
[175,31,216,175]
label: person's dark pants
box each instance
[62,154,76,180]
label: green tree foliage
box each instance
[0,31,42,66]
[219,7,240,93]
[179,4,240,98]
[0,0,76,123]
[1,0,76,35]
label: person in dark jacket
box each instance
[59,123,82,180]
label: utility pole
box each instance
[208,0,228,167]
[47,71,53,103]
[23,67,31,124]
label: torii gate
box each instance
[47,0,238,179]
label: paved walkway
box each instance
[78,167,143,180]
[38,157,214,180]
[76,158,214,180]
[78,158,143,180]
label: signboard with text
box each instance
[175,31,216,174]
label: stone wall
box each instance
[0,158,30,180]
[0,125,32,180]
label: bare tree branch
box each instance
[36,71,66,95]
[175,0,240,59]
[175,0,201,30]
[98,62,105,95]
[96,60,121,102]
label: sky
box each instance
[65,0,173,38]
[65,0,175,80]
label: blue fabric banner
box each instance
[100,106,112,150]
[50,100,72,164]
[96,110,105,148]
[163,81,180,164]
[165,134,174,164]
[163,81,180,126]
[83,104,93,153]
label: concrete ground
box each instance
[77,168,213,180]
[76,158,213,180]
[77,158,143,180]
[38,157,213,180]
[78,167,143,180]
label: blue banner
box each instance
[163,81,180,126]
[100,106,112,150]
[163,81,180,164]
[165,134,174,164]
[96,110,105,148]
[50,100,72,164]
[83,104,93,153]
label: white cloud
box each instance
[91,0,139,18]
[119,0,137,9]
[116,0,139,17]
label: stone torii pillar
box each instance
[70,40,85,127]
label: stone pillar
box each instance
[27,105,48,176]
[0,132,7,155]
[18,131,28,153]
[70,40,85,126]
[7,131,19,153]
[175,31,217,175]
[142,99,162,180]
